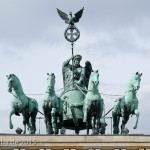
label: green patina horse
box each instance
[83,70,106,134]
[7,74,38,134]
[42,73,64,134]
[112,72,142,134]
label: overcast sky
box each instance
[0,0,150,134]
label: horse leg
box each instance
[95,115,100,134]
[30,111,37,134]
[99,121,106,135]
[75,126,80,135]
[31,117,36,134]
[59,113,65,134]
[55,116,59,134]
[86,122,89,135]
[46,118,49,134]
[22,111,28,134]
[116,116,120,134]
[121,115,129,134]
[49,119,54,134]
[46,114,54,134]
[92,116,98,134]
[9,109,15,129]
[26,116,30,132]
[57,112,65,135]
[43,111,51,134]
[83,107,88,123]
[121,105,130,134]
[86,115,91,135]
[133,109,139,129]
[91,116,94,128]
[44,115,49,134]
[112,111,120,134]
[91,116,95,130]
[100,104,106,134]
[46,116,53,134]
[43,105,53,134]
[51,108,57,134]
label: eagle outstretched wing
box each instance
[74,7,84,23]
[57,8,69,24]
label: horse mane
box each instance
[9,74,23,91]
[10,74,20,82]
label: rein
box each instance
[125,88,137,93]
[76,84,124,97]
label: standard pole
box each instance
[39,117,40,134]
[110,117,112,134]
[71,42,74,87]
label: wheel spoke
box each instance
[65,26,80,42]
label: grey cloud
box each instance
[1,0,150,56]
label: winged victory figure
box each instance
[57,7,84,26]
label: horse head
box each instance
[129,72,142,91]
[89,70,99,87]
[6,74,19,93]
[47,73,55,91]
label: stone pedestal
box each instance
[0,134,150,150]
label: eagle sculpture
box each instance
[57,7,84,26]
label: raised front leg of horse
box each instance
[9,109,15,129]
[133,108,139,129]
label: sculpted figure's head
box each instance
[73,55,82,67]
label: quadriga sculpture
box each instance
[42,73,64,134]
[83,70,106,134]
[112,72,142,134]
[6,74,38,134]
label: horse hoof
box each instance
[9,124,13,129]
[99,128,105,134]
[92,128,99,135]
[133,124,137,129]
